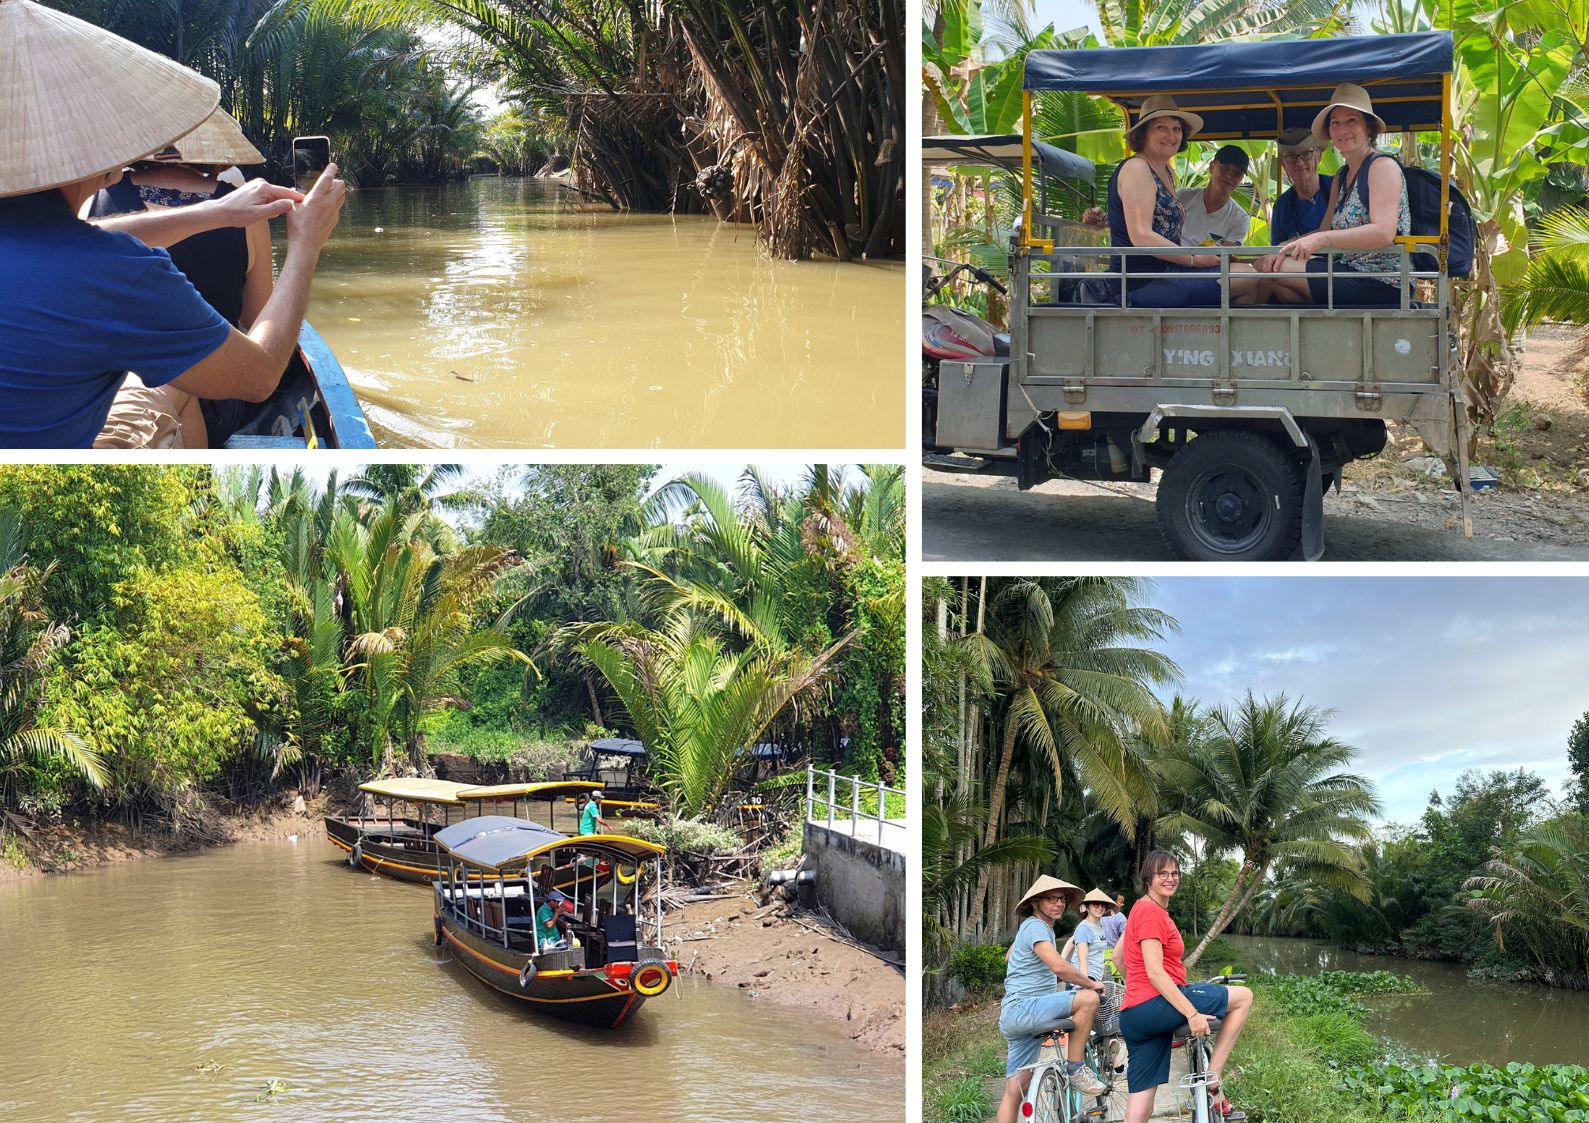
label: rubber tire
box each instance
[1088,1036,1130,1122]
[1030,1066,1067,1123]
[1157,430,1303,561]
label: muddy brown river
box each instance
[1,838,902,1121]
[290,178,904,449]
[1226,935,1589,1067]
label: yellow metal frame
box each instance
[1018,65,1457,266]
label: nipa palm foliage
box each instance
[1152,691,1382,968]
[0,511,104,814]
[1464,813,1589,987]
[296,0,902,258]
[571,606,849,818]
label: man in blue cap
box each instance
[535,889,572,950]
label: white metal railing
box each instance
[805,764,904,846]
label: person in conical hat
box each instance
[87,109,273,447]
[1254,82,1411,310]
[1061,888,1118,984]
[0,0,346,448]
[995,875,1110,1123]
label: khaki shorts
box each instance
[93,375,192,449]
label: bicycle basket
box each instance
[1093,980,1124,1037]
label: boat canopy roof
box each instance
[923,134,1095,183]
[435,817,667,870]
[590,737,646,757]
[358,777,470,805]
[1023,31,1453,140]
[435,815,564,870]
[525,832,667,862]
[457,780,604,802]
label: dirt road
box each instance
[923,471,1589,562]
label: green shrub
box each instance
[425,731,581,779]
[1254,970,1422,1018]
[619,815,740,855]
[946,942,1008,998]
[932,1076,991,1123]
[1,833,29,870]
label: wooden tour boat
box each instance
[433,815,678,1028]
[325,777,608,884]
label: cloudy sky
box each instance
[1145,577,1586,825]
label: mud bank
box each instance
[669,888,906,1055]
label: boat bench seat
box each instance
[224,434,309,449]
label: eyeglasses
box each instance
[1156,870,1183,881]
[1280,153,1318,166]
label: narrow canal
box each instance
[1,838,903,1122]
[292,177,904,449]
[1225,935,1589,1067]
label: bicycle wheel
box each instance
[1085,1037,1130,1122]
[1029,1065,1069,1123]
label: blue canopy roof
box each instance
[923,134,1095,183]
[1024,32,1453,140]
[590,737,646,757]
[435,815,563,870]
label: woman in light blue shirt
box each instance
[995,876,1109,1123]
[1068,889,1117,981]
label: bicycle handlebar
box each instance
[925,261,1009,298]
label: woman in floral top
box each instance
[1256,83,1411,307]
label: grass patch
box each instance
[1,832,29,870]
[924,1001,1005,1123]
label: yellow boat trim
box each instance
[458,780,605,802]
[326,834,441,878]
[357,777,470,805]
[524,833,666,860]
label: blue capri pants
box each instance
[1117,983,1231,1093]
[999,990,1079,1077]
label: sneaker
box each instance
[1069,1067,1109,1097]
[1105,1035,1128,1073]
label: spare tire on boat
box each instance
[632,959,671,997]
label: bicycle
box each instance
[1173,974,1249,1123]
[1017,981,1129,1123]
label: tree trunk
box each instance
[1185,858,1265,970]
[968,710,1021,931]
[1462,217,1517,448]
[585,675,605,727]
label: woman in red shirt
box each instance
[1117,850,1253,1122]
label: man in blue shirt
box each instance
[0,0,346,448]
[578,793,611,836]
[1269,128,1333,246]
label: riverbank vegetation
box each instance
[925,0,1589,466]
[47,0,903,259]
[0,465,902,869]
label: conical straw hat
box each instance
[1016,875,1081,914]
[152,109,263,167]
[1081,888,1117,911]
[0,0,219,198]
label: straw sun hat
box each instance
[1016,875,1082,915]
[0,0,218,198]
[152,109,264,167]
[1081,888,1117,912]
[1126,95,1204,141]
[1311,82,1385,144]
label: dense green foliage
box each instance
[944,942,1008,998]
[0,465,901,846]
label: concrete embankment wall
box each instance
[803,822,906,953]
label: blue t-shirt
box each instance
[1070,918,1108,980]
[0,193,232,448]
[1101,910,1127,947]
[1004,916,1062,1003]
[1271,173,1334,244]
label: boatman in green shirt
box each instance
[577,792,611,836]
[535,889,571,950]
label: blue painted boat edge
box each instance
[299,321,377,448]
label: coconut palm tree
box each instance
[961,576,1180,932]
[0,512,105,816]
[1153,691,1382,968]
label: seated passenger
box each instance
[1176,146,1251,247]
[89,111,274,449]
[1107,97,1261,307]
[1269,128,1333,245]
[1255,84,1409,307]
[536,889,573,950]
[0,0,345,449]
